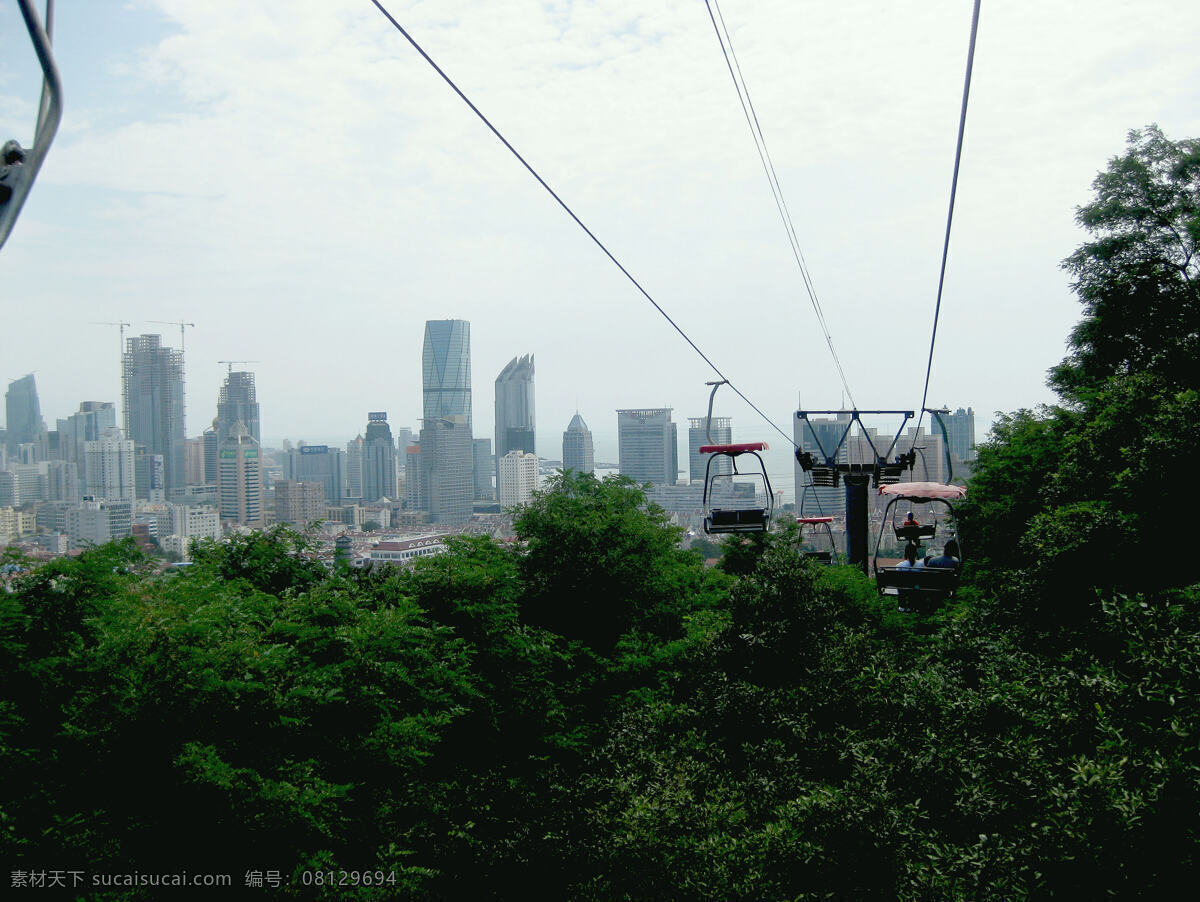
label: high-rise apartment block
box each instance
[274,479,326,528]
[494,354,535,496]
[688,416,732,483]
[363,412,397,502]
[498,450,538,509]
[5,374,46,457]
[83,429,136,503]
[562,413,595,475]
[422,320,472,429]
[122,334,186,491]
[218,422,264,527]
[617,408,678,486]
[216,371,261,448]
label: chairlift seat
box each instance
[699,441,769,455]
[894,524,937,541]
[803,551,833,564]
[705,507,769,534]
[875,565,960,599]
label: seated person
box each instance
[903,511,920,528]
[926,539,961,569]
[895,543,924,569]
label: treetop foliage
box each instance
[5,127,1200,898]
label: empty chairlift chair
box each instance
[797,516,838,564]
[700,441,774,535]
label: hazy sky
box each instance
[4,0,1199,492]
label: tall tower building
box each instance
[473,437,493,500]
[422,320,472,429]
[57,401,117,467]
[688,416,732,483]
[418,416,473,525]
[216,370,261,448]
[617,408,678,486]
[218,421,264,527]
[122,334,186,491]
[940,407,976,464]
[285,444,344,507]
[83,428,136,503]
[363,412,398,502]
[562,413,594,475]
[494,354,535,496]
[5,374,47,456]
[498,450,539,509]
[345,435,365,500]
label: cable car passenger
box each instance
[896,545,924,570]
[926,539,960,569]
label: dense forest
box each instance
[2,126,1198,899]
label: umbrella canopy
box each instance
[878,482,967,502]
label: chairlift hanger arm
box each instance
[0,0,62,251]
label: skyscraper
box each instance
[422,320,472,429]
[617,409,678,486]
[216,370,261,448]
[562,413,594,475]
[345,435,364,500]
[122,334,186,491]
[363,412,397,502]
[57,401,117,467]
[5,374,46,456]
[473,437,493,500]
[940,407,976,463]
[218,421,264,527]
[494,354,535,496]
[285,444,343,507]
[688,416,732,483]
[418,416,473,525]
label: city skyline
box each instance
[4,0,1196,502]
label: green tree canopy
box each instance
[1052,125,1200,403]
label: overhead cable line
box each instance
[912,0,982,449]
[368,0,798,450]
[703,0,856,409]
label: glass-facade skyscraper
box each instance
[494,354,535,497]
[363,412,397,502]
[688,416,732,483]
[617,408,678,486]
[422,320,472,430]
[562,413,594,475]
[5,373,46,457]
[122,334,186,491]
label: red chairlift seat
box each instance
[797,516,837,564]
[701,442,774,535]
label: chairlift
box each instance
[699,380,774,535]
[872,481,966,610]
[701,441,774,534]
[797,516,838,564]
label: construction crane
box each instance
[90,320,131,354]
[148,320,195,354]
[218,360,260,375]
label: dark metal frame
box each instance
[0,0,62,250]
